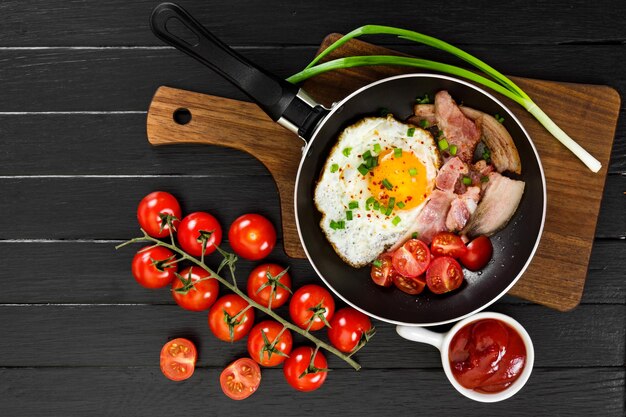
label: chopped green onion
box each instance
[382,178,393,190]
[372,259,382,268]
[462,176,472,185]
[388,197,396,210]
[379,107,390,116]
[494,113,505,123]
[392,216,402,226]
[419,119,429,128]
[381,205,388,215]
[373,143,382,153]
[438,138,449,151]
[330,163,339,173]
[409,167,418,176]
[397,201,406,209]
[330,220,344,230]
[373,201,380,210]
[366,197,376,209]
[349,200,359,209]
[449,144,458,156]
[436,130,443,138]
[416,93,430,104]
[362,150,372,160]
[482,148,491,161]
[342,147,352,157]
[480,175,489,183]
[412,232,419,239]
[358,164,369,176]
[346,210,353,221]
[394,148,403,158]
[407,127,415,137]
[365,156,379,169]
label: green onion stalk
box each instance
[287,25,602,173]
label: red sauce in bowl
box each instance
[448,319,527,393]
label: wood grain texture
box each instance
[145,35,621,311]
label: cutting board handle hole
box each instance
[173,108,192,125]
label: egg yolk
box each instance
[367,149,430,210]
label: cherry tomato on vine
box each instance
[247,263,292,308]
[172,266,219,312]
[137,191,181,238]
[370,253,394,287]
[208,294,255,342]
[459,236,493,271]
[160,338,197,381]
[247,320,293,367]
[328,308,374,353]
[289,284,335,331]
[283,347,328,392]
[426,256,464,294]
[393,274,426,295]
[177,212,222,257]
[392,239,431,278]
[220,358,261,400]
[228,214,276,260]
[430,232,467,258]
[131,246,178,289]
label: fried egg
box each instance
[315,115,441,267]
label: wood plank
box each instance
[0,367,623,416]
[1,0,624,46]
[0,239,623,304]
[0,175,623,240]
[0,305,622,368]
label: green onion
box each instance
[330,163,339,173]
[392,216,402,226]
[397,201,405,209]
[385,206,393,216]
[480,175,489,183]
[381,205,388,215]
[288,25,602,172]
[436,130,443,138]
[416,93,430,104]
[349,200,359,209]
[388,197,396,210]
[362,150,372,160]
[358,164,369,176]
[494,113,505,123]
[482,148,491,161]
[394,148,403,158]
[382,178,393,190]
[462,176,472,185]
[419,119,430,128]
[409,168,418,176]
[407,127,415,137]
[373,143,382,153]
[438,138,449,151]
[412,232,419,239]
[366,197,376,209]
[337,220,345,229]
[372,259,382,268]
[449,145,458,156]
[330,220,339,230]
[373,201,380,210]
[365,156,379,169]
[346,210,353,221]
[343,147,352,157]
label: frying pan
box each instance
[150,3,546,326]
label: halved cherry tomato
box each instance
[328,308,373,353]
[459,236,493,271]
[177,212,222,257]
[289,284,335,331]
[393,274,426,295]
[220,358,261,400]
[246,263,291,308]
[392,239,431,278]
[172,266,219,312]
[208,294,255,342]
[247,320,293,367]
[131,246,177,289]
[228,214,276,260]
[370,253,394,287]
[160,338,197,381]
[137,191,181,238]
[426,256,464,294]
[431,232,467,258]
[283,346,328,392]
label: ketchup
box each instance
[448,319,526,393]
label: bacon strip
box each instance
[435,157,469,192]
[434,91,481,163]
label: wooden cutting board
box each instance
[146,34,620,312]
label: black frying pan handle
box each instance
[150,2,323,131]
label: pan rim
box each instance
[294,72,547,327]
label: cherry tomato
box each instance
[228,214,276,260]
[220,358,261,400]
[172,266,219,312]
[370,253,394,287]
[431,232,467,258]
[392,239,431,278]
[177,212,222,257]
[393,274,426,295]
[459,236,493,271]
[426,256,464,294]
[247,320,293,367]
[246,263,292,308]
[283,347,328,392]
[160,338,197,381]
[137,191,182,238]
[289,284,335,331]
[131,246,177,289]
[208,294,255,342]
[328,308,373,353]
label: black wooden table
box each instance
[1,1,624,416]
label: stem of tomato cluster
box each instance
[118,234,363,371]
